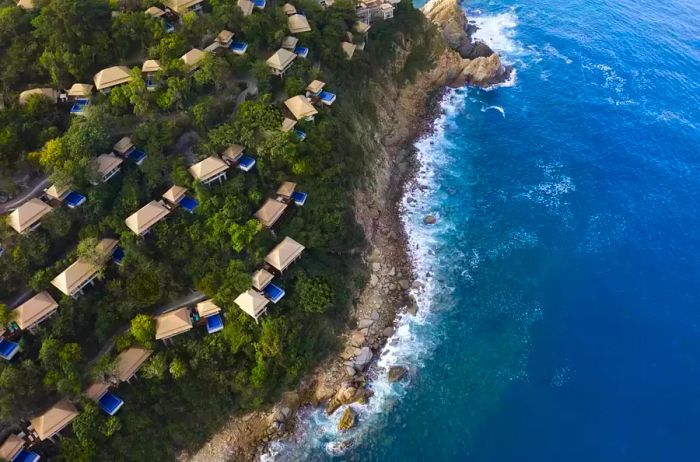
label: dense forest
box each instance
[0,0,433,459]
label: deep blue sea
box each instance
[266,0,700,460]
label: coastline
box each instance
[183,74,454,462]
[182,0,507,459]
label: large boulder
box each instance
[461,54,510,87]
[338,407,357,431]
[422,0,468,50]
[353,347,373,370]
[388,365,409,382]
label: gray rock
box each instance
[345,366,356,376]
[369,274,379,287]
[372,262,381,271]
[382,326,395,337]
[388,267,396,277]
[399,279,410,290]
[387,365,408,382]
[353,347,372,369]
[370,310,380,321]
[358,318,374,329]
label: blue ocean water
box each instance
[266,0,700,460]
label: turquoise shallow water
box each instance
[266,0,700,460]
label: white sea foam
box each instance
[469,8,523,59]
[481,105,506,117]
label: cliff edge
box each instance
[422,0,512,86]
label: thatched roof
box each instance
[94,66,132,90]
[284,95,317,120]
[7,198,52,233]
[265,236,305,271]
[288,14,311,33]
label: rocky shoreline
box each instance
[182,1,507,460]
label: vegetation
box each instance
[0,0,430,459]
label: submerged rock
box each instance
[424,215,437,224]
[338,407,357,431]
[388,365,409,382]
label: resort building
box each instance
[7,198,53,234]
[306,79,325,96]
[84,381,124,416]
[16,0,35,9]
[164,0,203,14]
[266,48,296,76]
[288,13,311,34]
[67,83,93,99]
[284,95,318,121]
[254,199,288,228]
[113,136,135,157]
[194,299,223,334]
[44,183,70,202]
[195,299,221,318]
[51,257,100,299]
[142,60,162,90]
[29,400,79,442]
[93,66,132,93]
[281,117,297,132]
[342,41,357,59]
[92,153,124,184]
[162,185,187,206]
[216,30,235,48]
[116,346,152,383]
[0,434,39,462]
[18,88,58,106]
[145,5,166,17]
[155,307,193,343]
[221,144,245,164]
[282,2,296,15]
[188,156,229,185]
[275,181,307,205]
[380,3,394,20]
[181,48,207,71]
[44,183,86,208]
[125,201,171,236]
[237,0,254,16]
[12,291,59,332]
[354,21,371,34]
[162,185,199,213]
[252,268,274,291]
[265,236,305,272]
[142,59,162,74]
[234,289,269,322]
[281,35,299,50]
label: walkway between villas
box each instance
[88,290,206,366]
[0,176,50,214]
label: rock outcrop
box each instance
[422,0,512,87]
[338,407,357,431]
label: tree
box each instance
[169,357,187,379]
[194,55,229,90]
[126,270,161,306]
[141,353,167,380]
[283,76,306,97]
[130,314,156,347]
[295,273,333,314]
[0,303,15,325]
[77,236,112,274]
[39,338,83,395]
[31,0,112,84]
